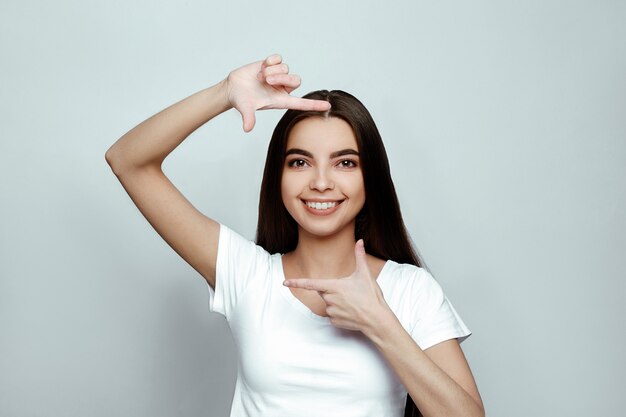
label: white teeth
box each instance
[306,201,337,210]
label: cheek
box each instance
[280,176,302,220]
[281,171,304,194]
[353,179,367,210]
[345,174,365,198]
[280,174,297,204]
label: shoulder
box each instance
[217,224,273,269]
[219,224,269,253]
[379,261,445,306]
[380,262,469,338]
[381,260,436,285]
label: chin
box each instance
[297,220,355,240]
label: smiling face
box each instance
[281,116,365,240]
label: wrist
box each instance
[213,78,234,112]
[362,303,400,344]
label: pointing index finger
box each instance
[281,95,331,112]
[283,278,336,292]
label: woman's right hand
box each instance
[221,54,331,132]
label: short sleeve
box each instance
[407,268,472,350]
[207,224,271,319]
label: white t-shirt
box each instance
[207,224,471,417]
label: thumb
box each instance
[241,109,256,133]
[354,239,369,276]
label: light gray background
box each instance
[1,1,624,416]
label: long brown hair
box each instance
[256,90,425,416]
[256,90,423,266]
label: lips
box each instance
[301,199,344,216]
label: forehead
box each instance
[286,117,358,152]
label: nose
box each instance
[309,167,334,191]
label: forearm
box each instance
[364,313,484,417]
[105,80,231,173]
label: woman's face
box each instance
[281,116,365,240]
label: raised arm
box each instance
[105,55,330,287]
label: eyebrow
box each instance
[285,148,360,158]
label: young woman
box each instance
[105,54,484,417]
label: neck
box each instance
[289,224,357,279]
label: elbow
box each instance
[104,148,114,167]
[475,401,486,417]
[104,146,161,176]
[105,146,130,176]
[104,147,119,173]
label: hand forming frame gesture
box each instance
[283,240,394,335]
[223,54,331,132]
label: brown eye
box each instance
[338,159,357,168]
[288,159,308,168]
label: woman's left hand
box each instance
[283,240,393,334]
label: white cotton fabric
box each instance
[207,224,471,417]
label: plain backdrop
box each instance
[1,1,625,416]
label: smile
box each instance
[305,201,337,210]
[301,199,344,215]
